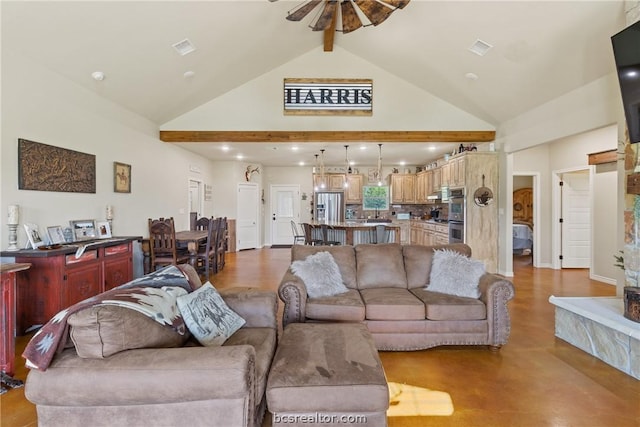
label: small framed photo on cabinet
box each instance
[96,221,112,239]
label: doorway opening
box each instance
[188,178,203,218]
[512,172,540,269]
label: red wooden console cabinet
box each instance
[1,237,138,335]
[1,262,30,392]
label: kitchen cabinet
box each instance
[441,162,451,187]
[390,174,415,204]
[313,173,346,191]
[3,239,137,334]
[415,172,427,204]
[450,156,466,187]
[345,174,363,203]
[431,167,441,193]
[410,220,449,246]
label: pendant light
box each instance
[377,143,383,186]
[320,149,326,189]
[344,145,350,188]
[313,154,320,191]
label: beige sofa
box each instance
[25,265,278,427]
[279,243,515,351]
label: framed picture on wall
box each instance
[114,162,131,193]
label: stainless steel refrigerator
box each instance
[315,192,345,223]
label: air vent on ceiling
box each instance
[468,39,493,56]
[172,38,196,56]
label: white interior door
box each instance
[188,179,203,217]
[237,183,259,250]
[270,185,300,246]
[561,171,591,268]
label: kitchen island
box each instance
[308,221,401,245]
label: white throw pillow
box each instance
[176,282,245,346]
[290,251,348,298]
[427,249,485,299]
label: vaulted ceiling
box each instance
[1,1,627,166]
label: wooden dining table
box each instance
[175,230,209,267]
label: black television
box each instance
[612,21,640,143]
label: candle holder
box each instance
[6,204,19,251]
[6,223,19,251]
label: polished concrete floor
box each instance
[2,250,639,427]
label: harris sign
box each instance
[284,78,372,116]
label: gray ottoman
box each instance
[266,323,389,427]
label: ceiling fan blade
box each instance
[354,0,394,26]
[340,1,363,34]
[312,0,339,31]
[286,0,323,22]
[378,0,410,10]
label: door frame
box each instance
[188,178,204,224]
[552,166,593,270]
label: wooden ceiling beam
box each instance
[323,4,338,52]
[159,130,496,143]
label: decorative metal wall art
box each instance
[18,139,96,193]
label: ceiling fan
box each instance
[283,0,410,34]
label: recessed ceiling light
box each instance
[221,145,230,151]
[291,146,299,151]
[298,161,305,166]
[91,71,105,81]
[399,161,406,166]
[465,72,479,81]
[428,146,437,151]
[360,145,367,150]
[172,38,196,56]
[183,70,195,79]
[469,39,493,56]
[236,154,244,160]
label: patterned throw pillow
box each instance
[290,251,348,298]
[427,249,486,299]
[177,282,245,346]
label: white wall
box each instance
[512,125,618,281]
[162,46,494,132]
[1,49,218,250]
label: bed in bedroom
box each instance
[513,187,533,255]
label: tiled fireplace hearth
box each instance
[549,296,640,380]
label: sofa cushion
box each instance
[224,327,277,406]
[411,288,487,321]
[427,249,485,298]
[290,251,349,298]
[403,244,472,289]
[306,289,366,322]
[356,244,407,289]
[177,282,246,346]
[68,305,189,359]
[291,245,357,289]
[359,288,425,320]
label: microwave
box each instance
[448,189,465,222]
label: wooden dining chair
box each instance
[195,217,217,278]
[195,217,211,231]
[214,217,228,273]
[148,217,190,271]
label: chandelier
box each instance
[284,0,410,34]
